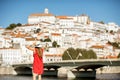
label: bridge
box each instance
[12,59,120,78]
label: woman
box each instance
[26,43,44,80]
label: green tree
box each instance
[6,23,22,30]
[88,49,97,59]
[34,28,41,33]
[99,21,104,24]
[6,23,17,30]
[80,49,88,59]
[108,41,120,49]
[75,48,84,59]
[52,41,57,47]
[62,47,77,60]
[44,37,51,42]
[112,42,119,48]
[62,48,97,60]
[40,39,44,42]
[106,30,108,33]
[52,41,60,47]
[110,30,114,34]
[17,23,22,26]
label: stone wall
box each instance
[0,66,17,75]
[0,66,120,75]
[96,66,120,74]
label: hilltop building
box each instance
[28,8,56,24]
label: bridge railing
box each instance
[11,58,120,66]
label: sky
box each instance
[0,0,120,28]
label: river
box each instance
[0,74,120,80]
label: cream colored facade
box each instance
[28,8,56,24]
[0,49,22,65]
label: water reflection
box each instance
[0,73,120,80]
[67,77,96,80]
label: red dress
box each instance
[33,48,44,74]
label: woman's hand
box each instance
[33,41,36,46]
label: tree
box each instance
[44,37,51,42]
[99,21,104,24]
[62,48,97,60]
[108,41,120,49]
[62,47,77,60]
[52,41,57,47]
[6,23,22,30]
[110,30,114,34]
[52,41,60,47]
[79,49,88,59]
[118,53,120,58]
[106,30,108,33]
[17,23,22,26]
[40,39,44,42]
[88,49,97,59]
[6,23,17,30]
[34,28,41,33]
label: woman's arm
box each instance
[26,42,36,51]
[26,45,34,51]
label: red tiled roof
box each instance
[25,38,37,41]
[51,33,61,36]
[91,45,104,49]
[11,32,28,38]
[29,13,54,16]
[56,16,73,19]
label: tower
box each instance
[44,8,49,14]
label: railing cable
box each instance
[67,51,75,65]
[76,52,82,60]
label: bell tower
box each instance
[44,8,49,14]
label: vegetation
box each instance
[62,48,97,60]
[17,23,22,26]
[6,23,22,30]
[52,41,60,47]
[99,21,104,24]
[118,53,120,58]
[34,28,41,33]
[108,41,120,49]
[43,37,51,42]
[110,30,114,34]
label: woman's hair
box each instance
[35,47,42,57]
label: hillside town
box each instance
[0,8,120,66]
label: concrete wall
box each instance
[0,66,17,75]
[96,66,120,74]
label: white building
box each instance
[90,45,105,58]
[0,48,22,65]
[43,48,65,63]
[13,24,40,33]
[2,37,12,48]
[56,16,74,27]
[74,14,90,25]
[107,22,119,32]
[50,33,62,46]
[28,8,56,24]
[12,38,26,49]
[0,27,4,35]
